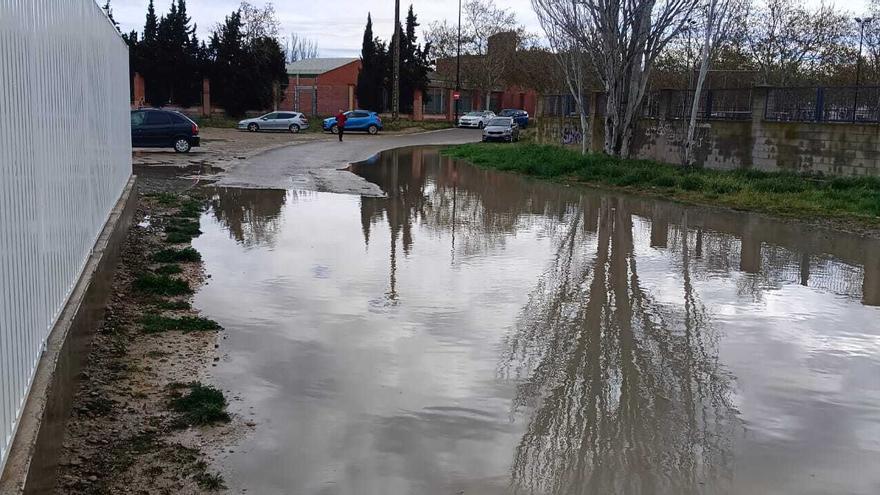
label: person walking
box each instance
[335,109,347,142]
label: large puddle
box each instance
[193,147,880,494]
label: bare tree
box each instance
[532,0,592,154]
[425,0,535,109]
[745,0,850,85]
[534,0,699,158]
[684,0,747,166]
[239,1,280,43]
[288,33,319,62]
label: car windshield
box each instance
[499,110,516,116]
[465,112,482,116]
[487,118,511,127]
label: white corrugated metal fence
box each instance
[0,0,131,472]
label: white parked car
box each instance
[238,112,310,133]
[458,110,496,129]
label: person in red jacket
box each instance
[335,109,347,142]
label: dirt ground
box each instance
[55,183,242,494]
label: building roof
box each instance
[286,58,358,76]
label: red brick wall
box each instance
[280,60,361,115]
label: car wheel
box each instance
[289,124,300,134]
[247,123,259,132]
[174,138,191,153]
[330,124,339,134]
[367,124,379,135]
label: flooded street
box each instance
[192,147,880,494]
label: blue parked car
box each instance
[323,110,383,135]
[498,109,529,128]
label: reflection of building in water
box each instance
[351,147,880,309]
[209,188,287,247]
[501,198,737,494]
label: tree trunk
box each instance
[685,14,713,167]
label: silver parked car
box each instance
[458,110,496,129]
[238,112,310,133]
[482,117,520,142]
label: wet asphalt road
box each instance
[214,128,482,195]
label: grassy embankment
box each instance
[443,143,880,225]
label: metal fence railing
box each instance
[765,86,880,123]
[0,0,132,472]
[665,89,753,120]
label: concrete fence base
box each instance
[0,176,138,495]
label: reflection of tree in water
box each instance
[355,147,582,260]
[501,198,738,495]
[209,187,287,248]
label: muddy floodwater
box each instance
[193,147,880,495]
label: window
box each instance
[352,111,370,118]
[130,111,145,127]
[263,113,278,120]
[144,111,171,125]
[169,113,188,123]
[423,88,445,115]
[279,113,295,119]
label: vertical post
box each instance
[455,0,462,124]
[392,0,400,121]
[815,87,825,122]
[705,89,714,119]
[201,78,210,117]
[295,74,300,112]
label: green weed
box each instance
[153,247,201,263]
[141,314,221,334]
[168,382,231,427]
[133,274,191,296]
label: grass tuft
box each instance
[153,247,202,263]
[443,143,880,223]
[154,299,191,310]
[141,314,222,333]
[154,264,183,275]
[133,274,192,297]
[168,382,231,427]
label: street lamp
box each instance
[454,0,462,124]
[854,17,873,121]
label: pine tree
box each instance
[144,0,158,43]
[356,14,383,111]
[102,0,120,30]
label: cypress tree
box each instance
[357,14,382,111]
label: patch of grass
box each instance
[154,299,191,310]
[133,274,192,296]
[153,247,202,263]
[443,143,880,223]
[154,264,183,275]
[194,115,239,128]
[168,382,231,427]
[165,218,202,237]
[141,314,222,334]
[194,472,227,491]
[145,192,180,206]
[165,231,196,244]
[178,199,205,219]
[382,119,453,132]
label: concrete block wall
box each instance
[540,87,880,177]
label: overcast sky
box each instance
[110,0,870,58]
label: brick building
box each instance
[281,58,360,116]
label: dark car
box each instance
[498,108,529,128]
[131,109,200,153]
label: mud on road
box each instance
[55,190,243,495]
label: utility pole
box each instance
[854,17,873,121]
[392,0,400,121]
[455,0,462,123]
